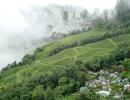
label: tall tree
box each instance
[80,10,89,20]
[62,10,69,23]
[116,0,130,23]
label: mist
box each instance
[0,0,117,69]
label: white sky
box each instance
[0,0,117,69]
[0,0,117,30]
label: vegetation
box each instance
[1,0,130,99]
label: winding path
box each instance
[73,48,79,60]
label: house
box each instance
[114,93,123,99]
[80,86,89,93]
[124,84,130,91]
[99,70,109,76]
[109,72,118,78]
[96,90,110,97]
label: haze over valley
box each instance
[0,0,117,69]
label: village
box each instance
[80,69,130,99]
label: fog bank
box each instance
[0,0,117,69]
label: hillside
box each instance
[1,0,130,99]
[34,30,105,59]
[1,28,130,99]
[1,30,106,86]
[0,30,124,86]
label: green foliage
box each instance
[110,83,122,94]
[0,63,87,100]
[44,88,55,100]
[122,58,130,71]
[75,88,97,100]
[2,2,130,98]
[58,77,68,85]
[48,31,113,56]
[32,85,45,100]
[121,72,129,79]
[22,54,35,65]
[34,47,44,54]
[55,84,74,95]
[116,0,130,23]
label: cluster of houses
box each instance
[80,69,130,99]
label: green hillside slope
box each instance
[1,29,130,100]
[41,34,130,65]
[34,30,105,59]
[1,31,130,87]
[1,30,105,87]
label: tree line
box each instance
[48,26,130,56]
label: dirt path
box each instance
[73,48,79,60]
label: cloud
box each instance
[0,0,117,69]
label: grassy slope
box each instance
[1,31,130,88]
[41,34,130,65]
[35,30,105,59]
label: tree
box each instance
[32,85,45,100]
[10,61,17,68]
[75,88,97,100]
[80,10,89,20]
[35,47,43,53]
[1,64,10,72]
[93,8,100,17]
[102,9,109,21]
[44,88,55,100]
[55,84,74,95]
[123,58,130,71]
[58,77,68,85]
[62,10,68,22]
[92,16,105,30]
[116,0,130,23]
[22,54,35,65]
